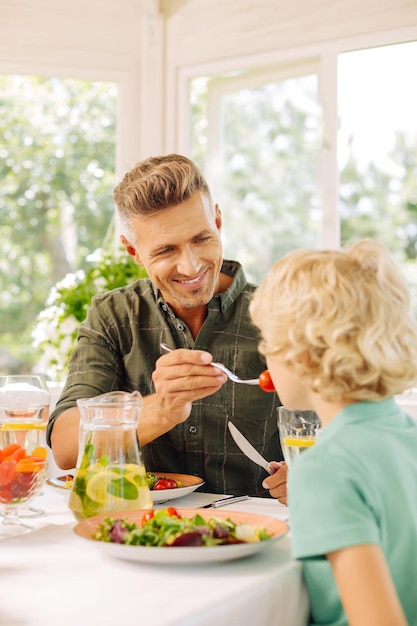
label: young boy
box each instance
[250,239,417,626]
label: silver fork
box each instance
[160,343,260,385]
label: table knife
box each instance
[201,495,249,508]
[228,421,273,475]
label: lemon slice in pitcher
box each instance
[124,464,149,487]
[86,470,122,505]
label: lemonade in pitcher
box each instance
[68,391,152,520]
[69,455,152,521]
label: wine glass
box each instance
[0,375,49,535]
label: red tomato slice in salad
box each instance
[141,510,155,527]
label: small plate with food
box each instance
[74,507,289,564]
[147,472,204,502]
[46,474,75,491]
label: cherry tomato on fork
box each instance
[259,370,276,392]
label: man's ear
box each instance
[120,235,142,264]
[214,203,222,231]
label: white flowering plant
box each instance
[32,249,147,381]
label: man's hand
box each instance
[51,348,227,468]
[144,348,227,435]
[262,461,288,505]
[153,347,227,401]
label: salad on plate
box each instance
[92,506,272,547]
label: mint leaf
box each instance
[108,477,138,500]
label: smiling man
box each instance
[47,154,286,501]
[120,191,226,337]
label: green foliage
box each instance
[32,249,148,380]
[0,75,117,367]
[49,252,146,324]
[339,135,417,313]
[340,132,417,261]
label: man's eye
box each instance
[196,236,210,244]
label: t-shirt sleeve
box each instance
[288,449,381,559]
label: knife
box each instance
[200,495,249,508]
[228,421,273,475]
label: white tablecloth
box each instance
[0,486,309,626]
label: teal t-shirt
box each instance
[289,399,417,626]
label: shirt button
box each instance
[177,323,185,331]
[188,425,197,434]
[161,304,168,311]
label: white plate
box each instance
[149,473,204,503]
[46,472,204,502]
[74,508,289,564]
[46,475,74,490]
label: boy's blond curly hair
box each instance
[250,239,417,402]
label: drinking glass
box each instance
[0,375,49,535]
[277,407,321,468]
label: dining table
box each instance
[0,479,309,626]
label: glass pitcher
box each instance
[68,391,153,520]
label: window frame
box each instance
[171,25,417,250]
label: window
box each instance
[0,75,117,372]
[190,64,322,284]
[338,41,417,308]
[189,40,417,309]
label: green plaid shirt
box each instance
[47,260,282,497]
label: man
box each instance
[47,154,286,500]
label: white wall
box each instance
[165,0,417,67]
[1,0,140,74]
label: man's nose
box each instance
[177,248,201,275]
